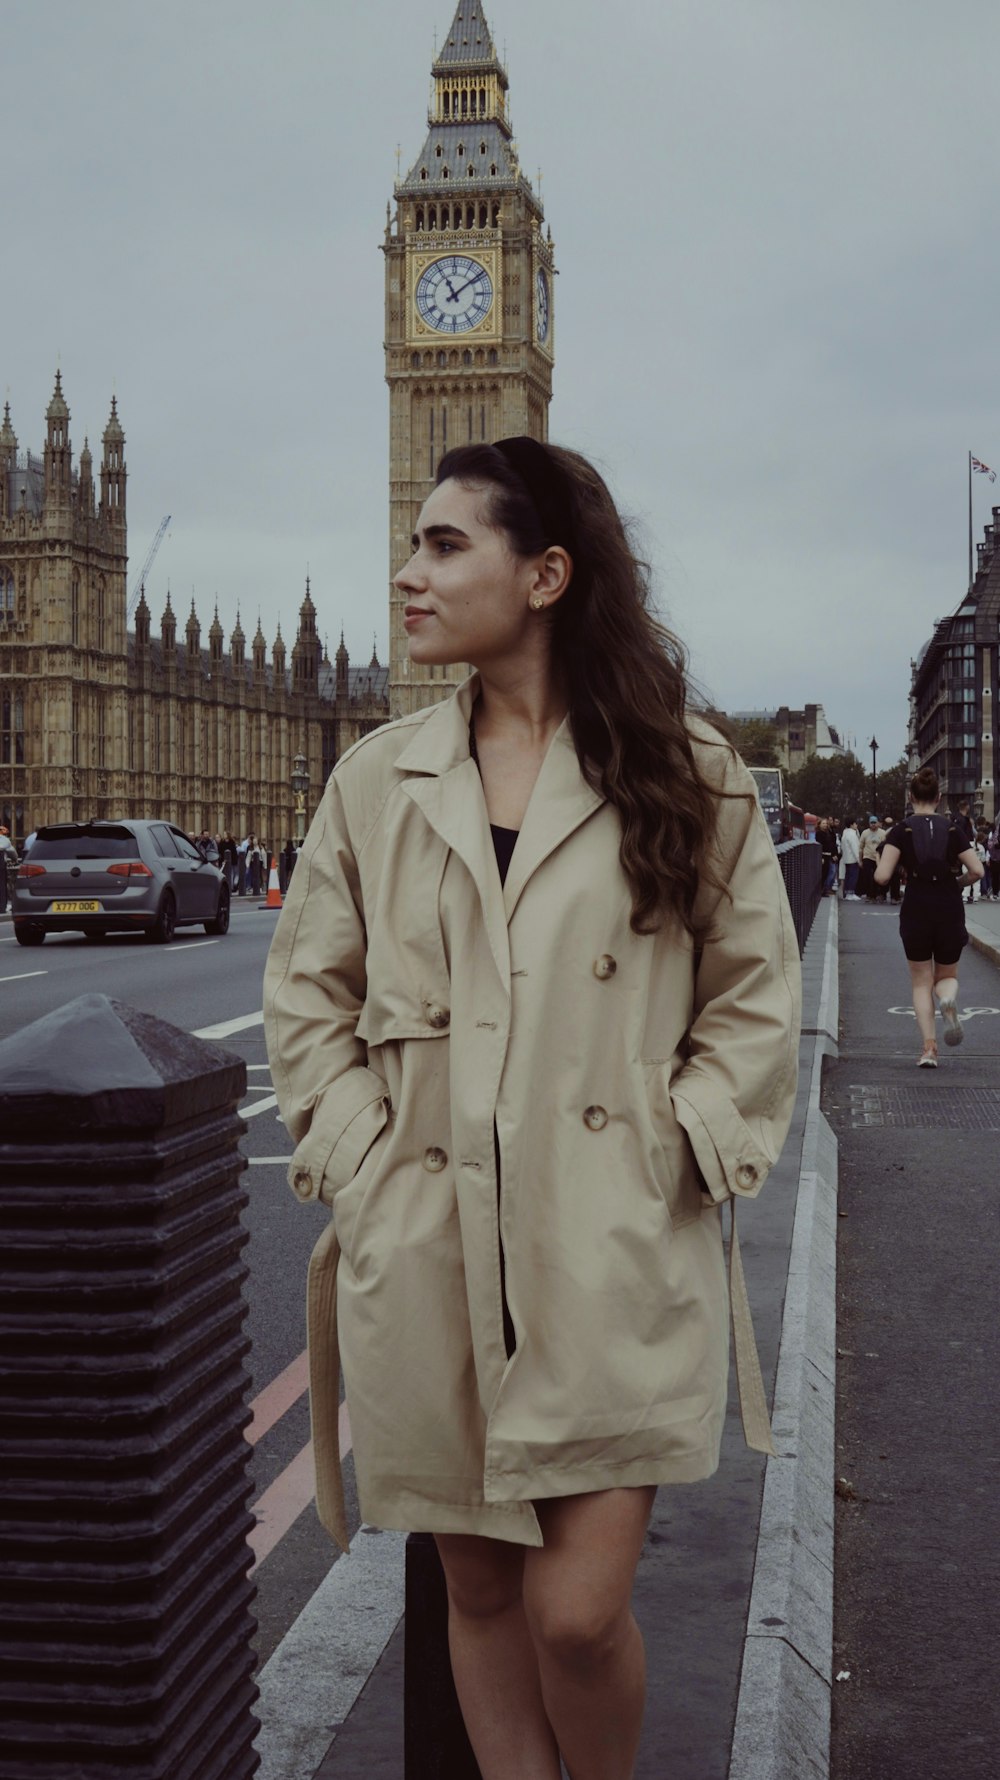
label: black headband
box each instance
[492,436,575,556]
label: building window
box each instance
[128,704,136,771]
[72,691,81,766]
[1,693,24,764]
[97,579,106,652]
[0,569,13,621]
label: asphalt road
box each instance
[0,900,359,1667]
[824,898,1000,1780]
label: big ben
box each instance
[384,0,555,716]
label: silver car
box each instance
[12,819,231,947]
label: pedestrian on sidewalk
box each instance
[859,816,884,901]
[875,766,984,1066]
[0,824,15,914]
[264,437,802,1780]
[840,818,861,899]
[817,817,838,896]
[988,819,1000,899]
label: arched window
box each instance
[479,202,487,226]
[480,88,487,114]
[461,89,468,116]
[420,167,427,181]
[488,348,499,366]
[441,204,449,228]
[411,352,421,369]
[449,350,458,367]
[436,143,443,157]
[443,92,450,117]
[491,202,500,226]
[428,205,437,228]
[480,141,487,154]
[415,206,424,230]
[437,350,447,368]
[442,166,449,179]
[457,142,464,157]
[466,203,475,226]
[490,163,497,176]
[467,164,475,176]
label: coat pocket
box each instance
[639,1062,706,1230]
[330,1107,394,1269]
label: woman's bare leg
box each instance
[908,959,936,1045]
[434,1532,561,1780]
[522,1486,657,1780]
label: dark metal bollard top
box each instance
[0,991,246,1135]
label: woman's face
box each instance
[394,478,554,669]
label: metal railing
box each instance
[776,837,823,955]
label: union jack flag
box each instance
[972,455,996,482]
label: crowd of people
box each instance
[190,832,301,895]
[815,798,1000,904]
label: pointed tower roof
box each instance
[103,394,124,442]
[335,628,349,665]
[209,602,224,643]
[299,574,316,621]
[0,401,17,452]
[46,369,69,422]
[162,589,174,622]
[79,434,92,466]
[434,2,501,72]
[253,614,267,649]
[231,608,245,646]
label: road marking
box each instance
[888,1004,999,1020]
[247,1155,293,1166]
[0,970,48,984]
[172,938,218,951]
[249,1401,351,1574]
[246,1063,272,1071]
[241,1093,278,1119]
[253,1519,404,1780]
[247,1349,310,1447]
[193,1009,264,1039]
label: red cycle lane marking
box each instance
[248,1401,352,1573]
[246,1348,311,1446]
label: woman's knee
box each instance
[434,1534,524,1621]
[524,1586,630,1676]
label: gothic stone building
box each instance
[910,508,1000,823]
[384,0,555,715]
[0,377,388,848]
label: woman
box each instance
[874,766,983,1066]
[817,817,838,896]
[264,438,801,1778]
[840,818,861,900]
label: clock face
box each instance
[415,255,494,334]
[536,268,550,343]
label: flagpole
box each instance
[960,445,967,590]
[969,450,973,589]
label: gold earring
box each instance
[531,596,546,611]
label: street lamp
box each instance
[869,736,879,817]
[291,752,309,847]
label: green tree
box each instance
[729,717,780,767]
[787,752,869,820]
[873,755,909,820]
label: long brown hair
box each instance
[435,441,737,937]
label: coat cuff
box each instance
[670,1082,773,1203]
[287,1068,391,1206]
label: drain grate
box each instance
[830,1084,1000,1130]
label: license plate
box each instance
[49,899,102,913]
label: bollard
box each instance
[404,1533,481,1779]
[0,993,259,1780]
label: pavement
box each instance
[824,894,1000,1780]
[252,897,841,1780]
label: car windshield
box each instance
[30,828,139,860]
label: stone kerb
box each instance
[0,993,260,1780]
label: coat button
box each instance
[292,1167,313,1199]
[583,1105,608,1131]
[735,1163,759,1189]
[423,1146,448,1172]
[423,1002,450,1029]
[593,955,617,980]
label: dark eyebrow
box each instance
[411,523,471,547]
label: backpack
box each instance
[903,814,955,885]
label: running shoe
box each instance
[937,998,964,1047]
[917,1042,938,1068]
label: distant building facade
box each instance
[725,704,844,775]
[0,377,388,847]
[909,511,1000,822]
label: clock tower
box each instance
[384,0,555,716]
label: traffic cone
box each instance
[263,853,283,909]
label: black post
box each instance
[0,993,259,1780]
[404,1533,481,1778]
[870,735,879,817]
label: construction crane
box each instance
[126,515,172,619]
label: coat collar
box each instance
[396,677,606,973]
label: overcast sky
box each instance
[7,0,999,762]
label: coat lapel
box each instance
[501,721,605,921]
[394,679,606,961]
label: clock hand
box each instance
[448,273,485,300]
[442,276,458,300]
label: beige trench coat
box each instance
[263,677,801,1549]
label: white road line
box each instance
[246,1063,272,1072]
[0,970,48,984]
[247,1155,293,1166]
[241,1093,278,1120]
[193,1009,264,1039]
[253,1528,405,1780]
[172,939,218,951]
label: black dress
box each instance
[889,817,968,965]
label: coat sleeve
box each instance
[263,773,391,1208]
[670,760,802,1204]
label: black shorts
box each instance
[899,891,967,965]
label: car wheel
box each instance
[205,888,230,936]
[14,924,45,947]
[148,891,177,944]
